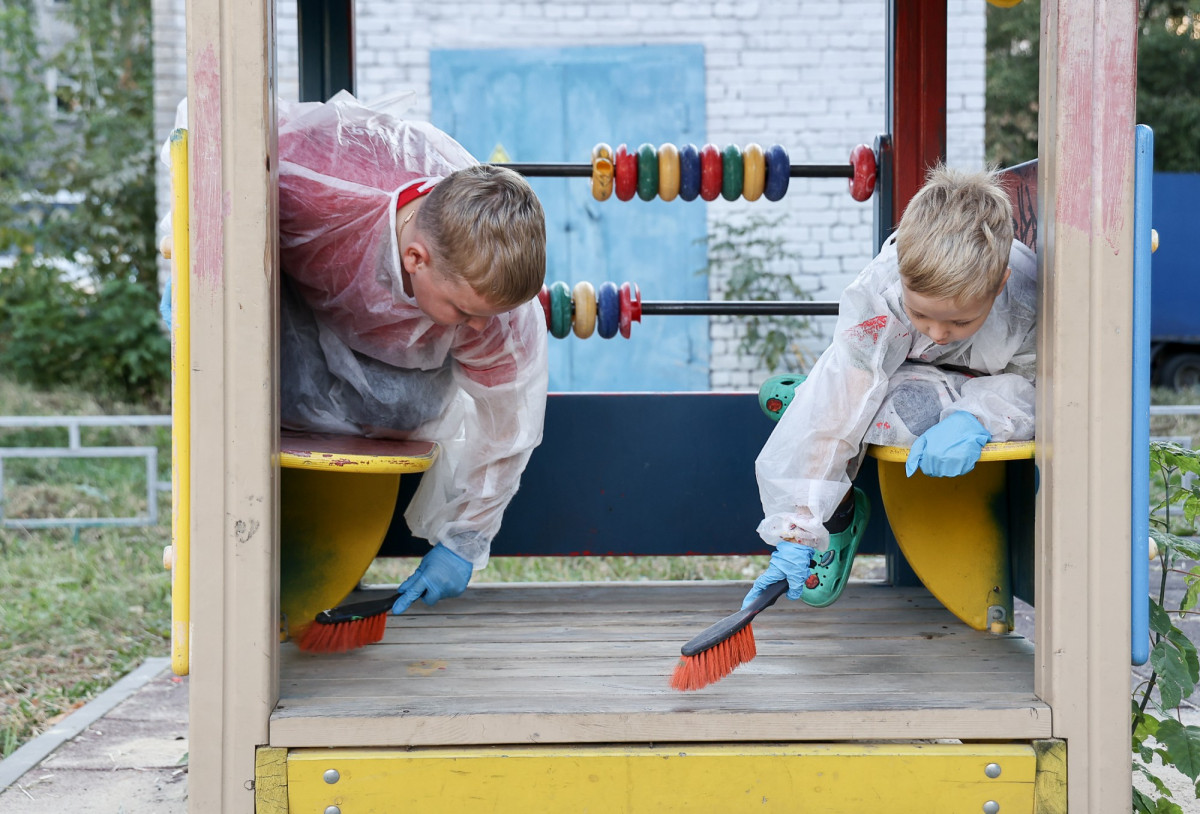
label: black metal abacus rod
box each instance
[640,301,839,316]
[496,163,853,179]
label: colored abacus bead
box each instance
[549,281,573,339]
[618,281,641,339]
[849,144,877,202]
[764,144,790,201]
[678,143,701,201]
[742,143,766,201]
[699,144,723,201]
[596,281,620,339]
[573,281,597,339]
[636,143,659,201]
[591,143,614,201]
[657,143,680,202]
[614,144,638,201]
[721,144,743,201]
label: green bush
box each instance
[1133,442,1200,812]
[0,258,168,406]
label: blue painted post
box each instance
[1131,124,1153,666]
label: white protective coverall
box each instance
[167,92,548,568]
[755,234,1037,552]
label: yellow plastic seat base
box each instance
[867,441,1034,632]
[279,431,438,641]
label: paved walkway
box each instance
[0,659,188,814]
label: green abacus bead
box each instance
[721,144,743,201]
[637,143,659,201]
[549,280,573,339]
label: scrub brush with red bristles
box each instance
[670,579,788,691]
[297,592,399,653]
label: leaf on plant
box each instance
[1150,599,1174,636]
[1156,719,1200,783]
[1150,640,1194,710]
[1167,628,1200,685]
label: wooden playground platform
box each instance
[272,581,1048,748]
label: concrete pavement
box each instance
[0,658,188,814]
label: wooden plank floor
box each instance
[272,581,1050,748]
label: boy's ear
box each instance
[402,239,432,275]
[994,266,1012,297]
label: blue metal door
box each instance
[431,45,709,391]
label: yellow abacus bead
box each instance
[573,281,597,339]
[658,143,681,202]
[742,143,766,202]
[592,143,615,201]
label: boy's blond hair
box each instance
[895,164,1014,303]
[417,164,547,309]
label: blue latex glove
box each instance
[905,411,991,478]
[741,541,815,609]
[159,277,172,331]
[391,543,473,614]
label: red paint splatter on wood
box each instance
[192,46,223,294]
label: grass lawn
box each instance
[0,377,172,759]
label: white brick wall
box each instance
[155,0,985,389]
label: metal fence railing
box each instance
[0,415,171,531]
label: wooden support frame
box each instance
[177,0,1140,810]
[184,0,278,812]
[1036,1,1137,810]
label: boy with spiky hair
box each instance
[746,164,1037,610]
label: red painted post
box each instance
[890,0,947,225]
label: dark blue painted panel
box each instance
[430,46,710,391]
[1150,173,1200,340]
[379,393,895,558]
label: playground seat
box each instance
[278,430,439,642]
[867,441,1035,633]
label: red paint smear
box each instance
[846,315,888,344]
[193,46,223,293]
[1056,6,1136,251]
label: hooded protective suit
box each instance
[275,93,548,568]
[167,92,548,568]
[755,234,1037,552]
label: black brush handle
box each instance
[314,592,399,625]
[681,579,789,656]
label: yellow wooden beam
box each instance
[1033,740,1067,814]
[255,747,289,814]
[285,743,1037,813]
[168,128,191,677]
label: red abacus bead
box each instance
[614,143,639,202]
[618,282,641,339]
[699,144,723,202]
[849,144,877,202]
[537,286,551,329]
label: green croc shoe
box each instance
[801,487,871,608]
[758,373,806,421]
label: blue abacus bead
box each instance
[764,144,790,202]
[678,143,701,201]
[597,281,620,339]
